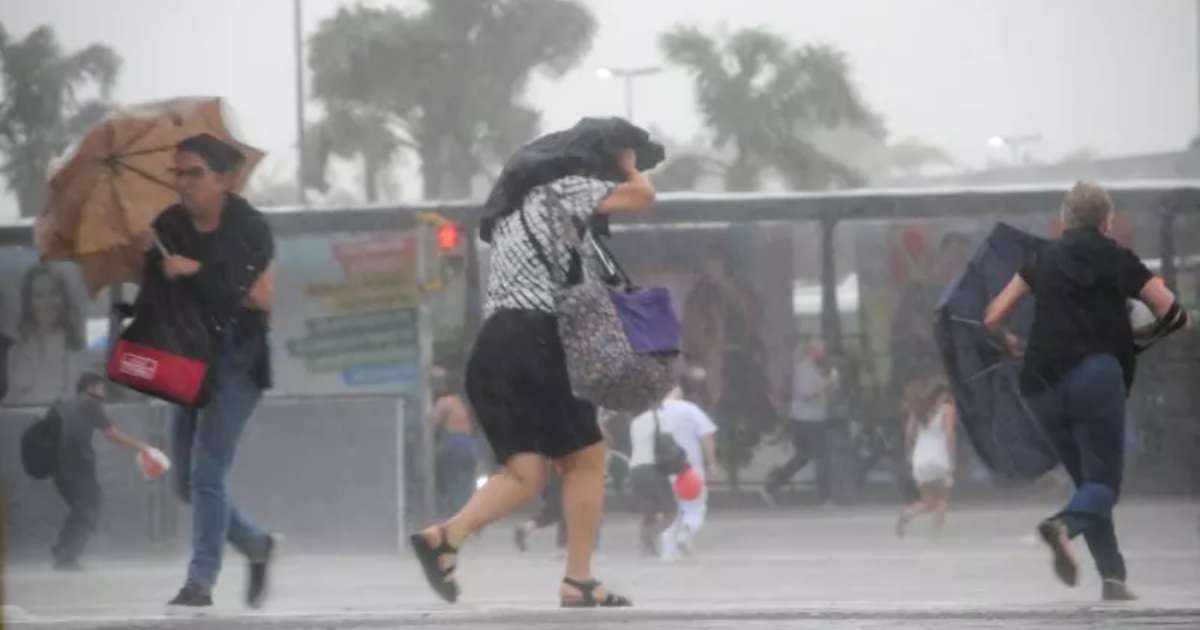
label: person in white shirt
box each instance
[764,338,837,505]
[628,385,718,560]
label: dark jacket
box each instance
[129,194,274,390]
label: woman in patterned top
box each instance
[410,149,654,607]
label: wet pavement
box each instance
[5,500,1199,629]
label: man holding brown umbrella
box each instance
[35,99,278,613]
[142,134,279,612]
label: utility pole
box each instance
[594,66,663,123]
[293,0,308,206]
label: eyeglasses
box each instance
[169,166,209,180]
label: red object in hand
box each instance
[674,467,704,501]
[137,448,171,480]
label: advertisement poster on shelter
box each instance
[271,232,421,396]
[0,248,91,407]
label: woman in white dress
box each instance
[896,377,957,537]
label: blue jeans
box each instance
[172,335,269,594]
[1024,354,1127,581]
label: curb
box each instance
[9,604,1200,629]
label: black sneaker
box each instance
[513,526,529,553]
[246,534,281,609]
[1101,579,1138,602]
[1037,519,1079,587]
[167,584,213,612]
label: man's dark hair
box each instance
[176,133,245,175]
[75,372,105,394]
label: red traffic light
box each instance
[436,222,460,251]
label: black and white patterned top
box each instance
[484,176,617,316]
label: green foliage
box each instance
[660,25,878,192]
[0,23,121,217]
[306,0,598,200]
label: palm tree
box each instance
[307,6,412,202]
[660,26,879,192]
[0,24,120,217]
[308,0,598,341]
[390,0,597,199]
[308,0,597,199]
[306,107,404,203]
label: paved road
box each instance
[5,501,1199,629]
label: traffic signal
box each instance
[436,222,461,251]
[417,212,467,291]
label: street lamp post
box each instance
[594,65,663,122]
[293,0,308,206]
[987,134,1043,166]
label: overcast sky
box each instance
[1,0,1195,217]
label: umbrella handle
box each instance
[949,314,1026,361]
[151,230,171,258]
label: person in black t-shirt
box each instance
[144,134,279,612]
[984,181,1190,602]
[51,372,154,570]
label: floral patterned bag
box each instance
[518,199,680,412]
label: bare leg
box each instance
[425,453,547,554]
[902,500,930,521]
[555,443,614,603]
[931,481,951,534]
[896,483,938,537]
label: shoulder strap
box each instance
[517,204,558,279]
[516,193,584,285]
[583,228,634,290]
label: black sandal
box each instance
[409,526,460,603]
[560,577,632,608]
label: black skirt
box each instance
[465,309,601,464]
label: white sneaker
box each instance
[676,526,695,559]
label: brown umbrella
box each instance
[34,96,264,296]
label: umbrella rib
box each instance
[117,144,178,159]
[109,172,137,240]
[113,116,162,157]
[964,361,1008,384]
[118,162,177,192]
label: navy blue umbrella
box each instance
[934,222,1058,484]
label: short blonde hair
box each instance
[1061,181,1114,229]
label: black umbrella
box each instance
[934,222,1059,484]
[480,117,666,242]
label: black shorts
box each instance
[465,309,602,465]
